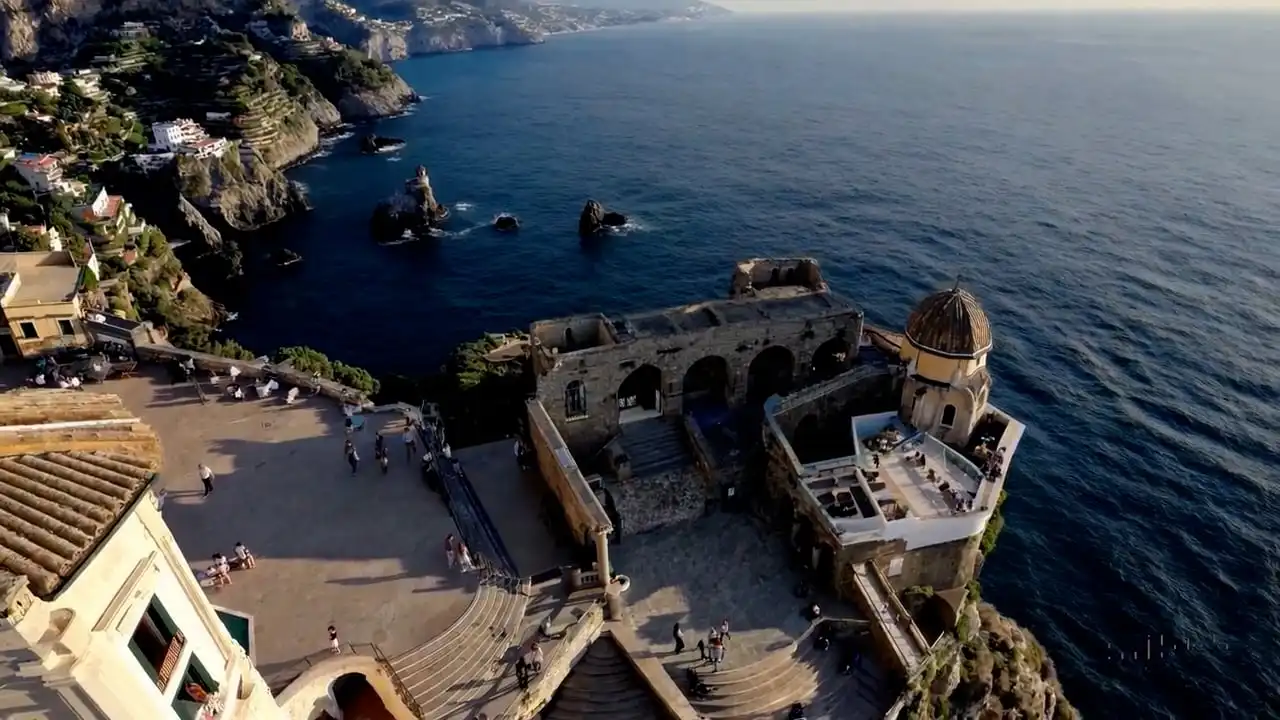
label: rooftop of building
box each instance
[15,153,57,170]
[80,195,123,223]
[0,251,83,306]
[0,389,161,599]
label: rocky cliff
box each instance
[900,602,1079,720]
[178,147,308,232]
[296,85,343,130]
[404,17,541,57]
[333,71,416,120]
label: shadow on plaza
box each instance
[609,511,833,666]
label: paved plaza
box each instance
[104,369,473,679]
[612,512,815,670]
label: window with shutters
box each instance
[128,597,185,691]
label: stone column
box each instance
[594,529,610,585]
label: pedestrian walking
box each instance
[515,656,529,690]
[402,425,417,462]
[375,433,386,461]
[442,442,453,460]
[720,618,731,642]
[328,625,340,654]
[673,622,686,654]
[710,637,724,671]
[346,445,360,475]
[697,638,707,661]
[198,464,215,497]
[445,534,457,569]
[379,447,389,474]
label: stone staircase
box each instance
[620,417,695,477]
[674,628,893,720]
[389,571,531,719]
[542,637,662,720]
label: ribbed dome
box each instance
[905,286,992,358]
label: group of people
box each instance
[201,543,256,587]
[342,422,423,475]
[514,640,544,690]
[31,356,87,390]
[673,618,732,671]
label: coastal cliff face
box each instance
[296,86,344,130]
[404,17,541,57]
[901,602,1079,720]
[178,148,308,232]
[335,71,415,120]
[0,0,101,59]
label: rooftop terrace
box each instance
[0,252,82,306]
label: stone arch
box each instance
[809,336,853,382]
[329,673,393,720]
[682,355,731,415]
[747,345,795,403]
[617,364,663,424]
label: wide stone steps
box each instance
[543,637,662,720]
[675,634,885,720]
[622,418,693,477]
[388,572,531,719]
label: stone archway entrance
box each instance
[747,345,795,403]
[327,673,393,720]
[617,364,663,424]
[810,336,853,382]
[682,355,731,418]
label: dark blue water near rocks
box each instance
[229,14,1280,719]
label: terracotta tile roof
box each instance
[0,390,161,599]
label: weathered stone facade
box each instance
[529,259,865,456]
[605,466,705,537]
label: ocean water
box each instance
[229,14,1280,718]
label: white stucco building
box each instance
[0,391,287,720]
[151,120,208,153]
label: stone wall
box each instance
[533,302,863,455]
[134,344,372,406]
[606,466,705,537]
[526,399,612,545]
[509,602,605,720]
[773,365,898,442]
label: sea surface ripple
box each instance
[230,14,1280,718]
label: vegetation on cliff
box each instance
[901,596,1079,720]
[378,333,532,445]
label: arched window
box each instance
[940,404,957,428]
[565,380,588,419]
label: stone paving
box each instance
[611,512,813,671]
[103,368,473,679]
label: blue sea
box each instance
[229,13,1280,719]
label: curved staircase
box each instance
[542,637,661,720]
[675,626,894,720]
[389,571,531,719]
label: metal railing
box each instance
[261,642,426,719]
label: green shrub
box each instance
[333,361,379,394]
[274,346,332,377]
[79,266,99,291]
[209,339,256,361]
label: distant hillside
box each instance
[557,0,729,11]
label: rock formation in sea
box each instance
[370,165,450,239]
[493,214,520,232]
[578,200,628,237]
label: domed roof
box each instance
[905,285,992,358]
